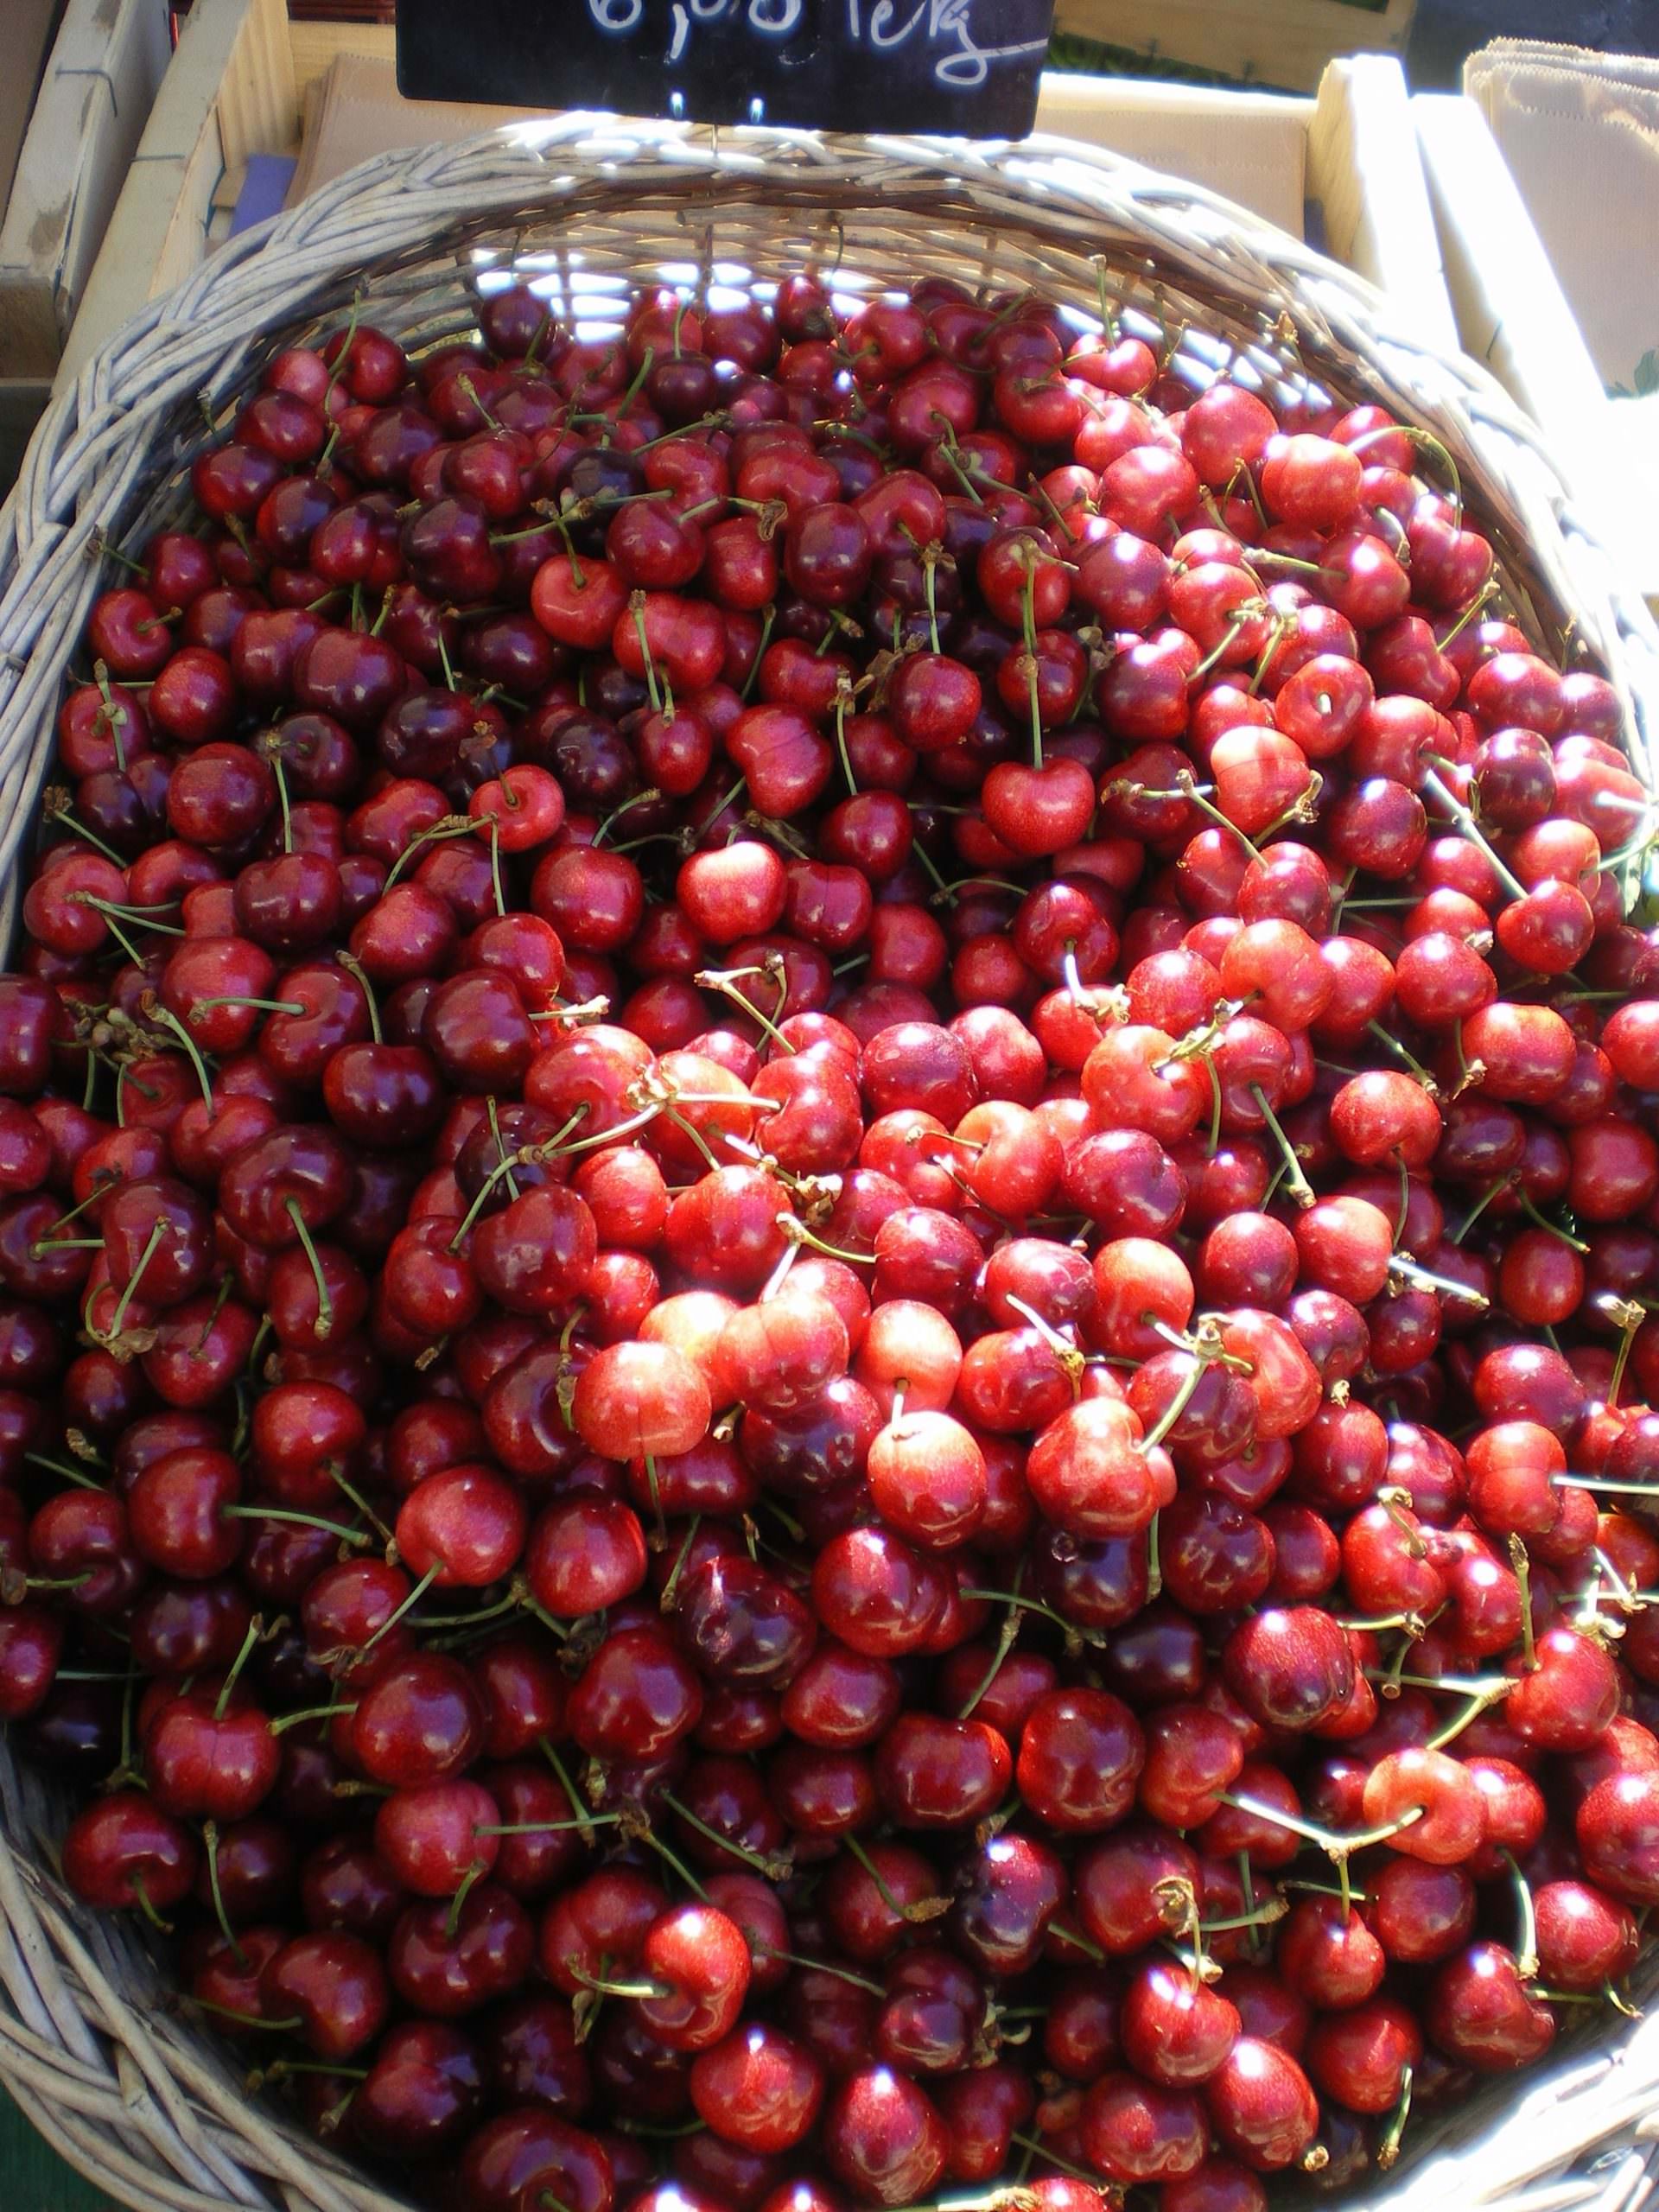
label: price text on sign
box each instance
[396,0,1057,136]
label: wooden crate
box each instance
[1052,0,1416,96]
[0,0,173,377]
[1411,91,1659,612]
[62,0,1454,378]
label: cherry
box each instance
[822,2066,947,2207]
[63,1792,199,1915]
[568,1625,703,1761]
[1427,1942,1554,2070]
[456,2108,614,2212]
[1016,1688,1145,1834]
[390,1882,534,2018]
[261,1929,390,2058]
[1221,1606,1354,1731]
[350,1652,485,1785]
[353,2018,486,2160]
[627,1902,752,2051]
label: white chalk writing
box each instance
[588,0,1047,88]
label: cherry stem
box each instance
[448,1145,533,1251]
[662,1106,724,1174]
[190,997,306,1020]
[1249,1085,1315,1208]
[25,1452,106,1491]
[776,1213,874,1267]
[1452,1173,1513,1244]
[145,1002,216,1111]
[129,1871,173,1936]
[841,1833,950,1923]
[1141,1359,1205,1452]
[1217,1790,1424,1861]
[1365,1019,1440,1092]
[696,963,794,1052]
[269,1700,358,1736]
[629,596,663,713]
[383,815,479,889]
[959,1599,1024,1723]
[1389,1252,1490,1311]
[658,1514,703,1614]
[1421,766,1527,901]
[1281,1876,1370,1904]
[632,1823,710,1900]
[194,1997,302,2031]
[225,1506,370,1550]
[642,1452,666,1548]
[329,1464,394,1548]
[1500,1848,1540,1982]
[201,1821,246,1967]
[760,1239,799,1303]
[266,747,294,855]
[1606,1301,1644,1409]
[1567,1470,1659,1503]
[1376,2063,1414,2172]
[260,2059,369,2088]
[283,1199,334,1340]
[1003,1295,1084,1377]
[540,1737,598,1840]
[758,1944,884,1996]
[103,1216,168,1344]
[570,1973,677,2008]
[445,1857,489,1938]
[1516,1186,1590,1253]
[959,1585,1101,1653]
[40,1185,107,1239]
[355,1561,442,1665]
[1425,1676,1512,1751]
[213,1616,264,1720]
[1154,1874,1209,1986]
[661,1791,790,1881]
[1510,1535,1537,1669]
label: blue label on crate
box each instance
[396,0,1055,137]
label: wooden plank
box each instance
[0,0,172,375]
[1411,91,1657,607]
[1307,56,1458,354]
[1052,0,1414,96]
[58,0,296,379]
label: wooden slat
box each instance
[1308,56,1458,354]
[58,0,296,379]
[1052,0,1414,95]
[0,0,172,375]
[1412,91,1657,607]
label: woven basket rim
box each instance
[0,112,1656,2212]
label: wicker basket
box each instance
[1,113,1658,2212]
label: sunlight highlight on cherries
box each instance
[1,263,1657,2212]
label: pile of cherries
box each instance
[2,260,1659,2212]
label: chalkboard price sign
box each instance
[397,1,1057,138]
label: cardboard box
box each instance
[1411,53,1659,609]
[0,0,173,376]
